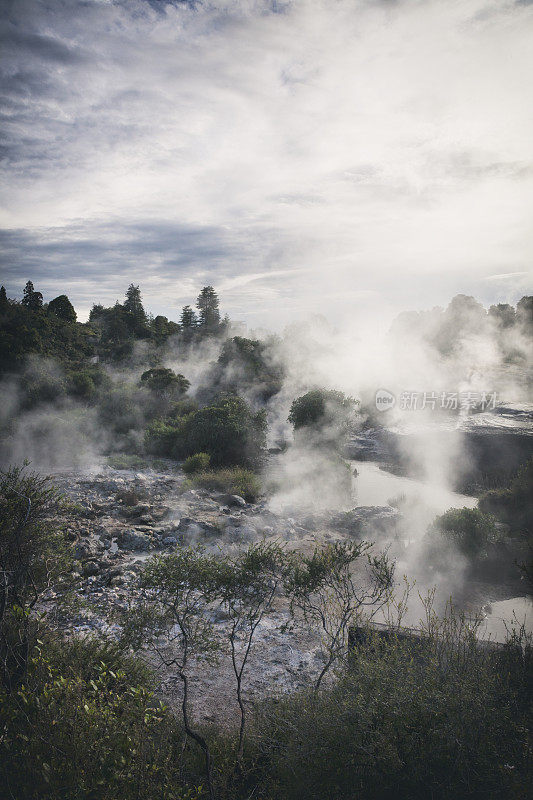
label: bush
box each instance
[428,507,501,558]
[241,620,532,800]
[178,395,266,468]
[479,458,533,537]
[144,418,184,457]
[288,389,357,445]
[0,465,71,690]
[183,452,211,475]
[0,634,201,800]
[190,467,261,502]
[140,367,190,398]
[106,454,150,471]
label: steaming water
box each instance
[479,597,533,641]
[351,460,477,528]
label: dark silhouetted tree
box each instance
[196,286,220,329]
[180,305,198,332]
[140,367,190,397]
[48,294,77,323]
[123,284,147,327]
[21,281,43,311]
[0,286,7,310]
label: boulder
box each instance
[74,536,104,559]
[329,506,399,538]
[224,494,247,508]
[119,530,151,551]
[82,561,100,577]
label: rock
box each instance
[74,536,104,559]
[119,530,151,551]
[330,506,399,538]
[181,523,203,544]
[162,536,179,546]
[115,489,139,506]
[238,524,257,541]
[82,561,100,577]
[225,495,247,508]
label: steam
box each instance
[0,292,531,617]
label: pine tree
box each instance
[196,286,220,329]
[21,280,43,311]
[123,284,146,326]
[0,286,7,309]
[180,305,198,329]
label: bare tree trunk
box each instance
[178,670,216,800]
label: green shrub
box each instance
[183,452,211,475]
[144,418,184,457]
[177,394,266,468]
[288,389,358,447]
[0,634,201,800]
[69,369,96,399]
[190,467,261,502]
[140,367,190,398]
[0,465,71,691]
[240,621,532,800]
[479,458,533,537]
[106,454,149,471]
[428,507,501,558]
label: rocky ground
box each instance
[44,461,401,724]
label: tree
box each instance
[179,394,267,468]
[21,280,43,311]
[285,541,394,691]
[196,286,220,329]
[288,389,358,447]
[123,284,147,330]
[140,367,190,398]
[48,294,77,323]
[215,543,287,765]
[180,305,197,332]
[428,507,501,558]
[0,286,7,310]
[0,466,70,691]
[131,550,221,800]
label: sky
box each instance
[0,0,532,328]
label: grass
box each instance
[189,467,262,503]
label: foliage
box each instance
[48,294,77,323]
[214,543,287,763]
[141,367,190,398]
[196,286,220,330]
[144,417,185,456]
[285,541,394,690]
[178,395,267,468]
[428,507,502,558]
[0,634,201,800]
[288,388,358,445]
[183,452,211,475]
[189,467,261,502]
[0,465,71,691]
[130,549,224,799]
[21,280,43,311]
[180,304,198,331]
[479,458,533,537]
[216,336,284,401]
[242,611,532,800]
[0,299,94,375]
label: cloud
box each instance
[0,0,532,326]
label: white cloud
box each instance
[1,0,532,325]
